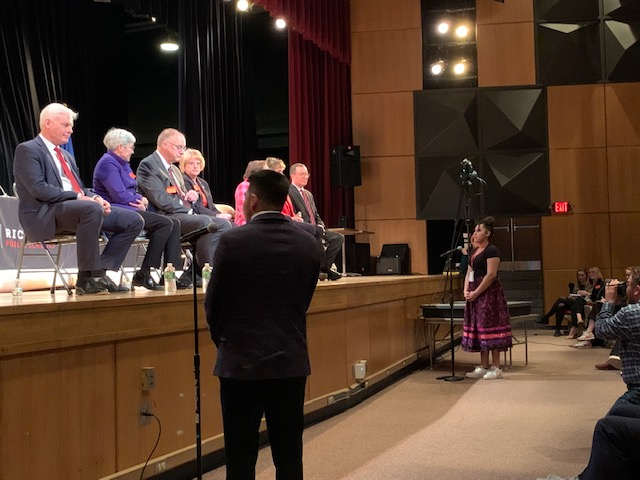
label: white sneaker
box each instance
[577,331,595,341]
[483,366,503,380]
[465,366,488,379]
[573,340,592,348]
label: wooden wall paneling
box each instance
[605,83,640,146]
[345,305,371,384]
[387,300,409,362]
[350,0,421,32]
[547,85,606,149]
[476,0,534,24]
[549,148,609,214]
[404,296,426,354]
[352,92,415,157]
[477,22,535,87]
[306,310,349,399]
[356,219,427,274]
[354,156,416,220]
[610,213,640,270]
[541,214,611,270]
[367,302,392,374]
[351,29,423,94]
[607,147,640,212]
[0,346,116,480]
[115,333,218,470]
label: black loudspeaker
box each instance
[330,145,362,187]
[346,243,371,275]
[377,243,411,275]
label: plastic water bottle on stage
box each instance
[201,262,212,292]
[12,279,22,297]
[163,263,177,295]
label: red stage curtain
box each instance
[253,0,352,226]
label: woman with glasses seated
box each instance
[539,268,590,337]
[179,149,234,221]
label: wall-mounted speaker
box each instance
[330,145,362,187]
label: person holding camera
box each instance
[595,266,640,411]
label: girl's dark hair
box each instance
[478,216,495,237]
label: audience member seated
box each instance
[13,103,143,295]
[567,267,604,340]
[538,404,640,480]
[538,268,589,337]
[136,128,233,283]
[92,127,184,290]
[179,148,235,221]
[570,267,605,347]
[234,160,266,226]
[288,162,343,281]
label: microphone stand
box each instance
[436,247,465,382]
[184,241,203,480]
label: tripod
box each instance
[436,164,477,382]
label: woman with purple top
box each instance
[93,128,186,290]
[462,216,512,380]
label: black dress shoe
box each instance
[132,271,163,291]
[76,277,109,295]
[176,274,194,290]
[326,270,342,281]
[97,275,130,293]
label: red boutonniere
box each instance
[166,186,177,194]
[594,285,601,289]
[129,172,136,179]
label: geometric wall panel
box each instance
[414,89,478,156]
[481,88,547,150]
[604,0,640,17]
[416,154,483,221]
[414,87,550,220]
[605,19,640,81]
[482,151,550,216]
[535,0,599,21]
[537,22,602,85]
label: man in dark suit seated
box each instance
[13,103,144,295]
[205,169,323,480]
[136,128,233,285]
[288,162,343,281]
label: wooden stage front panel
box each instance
[0,274,448,480]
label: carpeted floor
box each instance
[202,327,624,480]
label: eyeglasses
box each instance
[294,172,310,177]
[166,142,187,152]
[186,161,202,167]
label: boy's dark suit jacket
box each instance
[205,212,323,379]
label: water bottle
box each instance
[201,263,212,292]
[12,279,23,297]
[163,263,177,295]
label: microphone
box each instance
[460,158,478,180]
[180,222,219,244]
[440,246,463,257]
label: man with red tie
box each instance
[288,163,343,281]
[13,103,144,295]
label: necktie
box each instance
[54,146,82,193]
[301,189,316,225]
[167,166,186,200]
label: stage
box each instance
[0,273,449,480]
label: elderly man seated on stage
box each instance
[13,103,143,295]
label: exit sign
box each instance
[552,201,571,214]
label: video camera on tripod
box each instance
[459,158,478,182]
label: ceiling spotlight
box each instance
[237,0,250,11]
[430,60,445,75]
[437,21,450,34]
[455,24,471,39]
[453,59,467,75]
[275,18,287,29]
[160,31,180,52]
